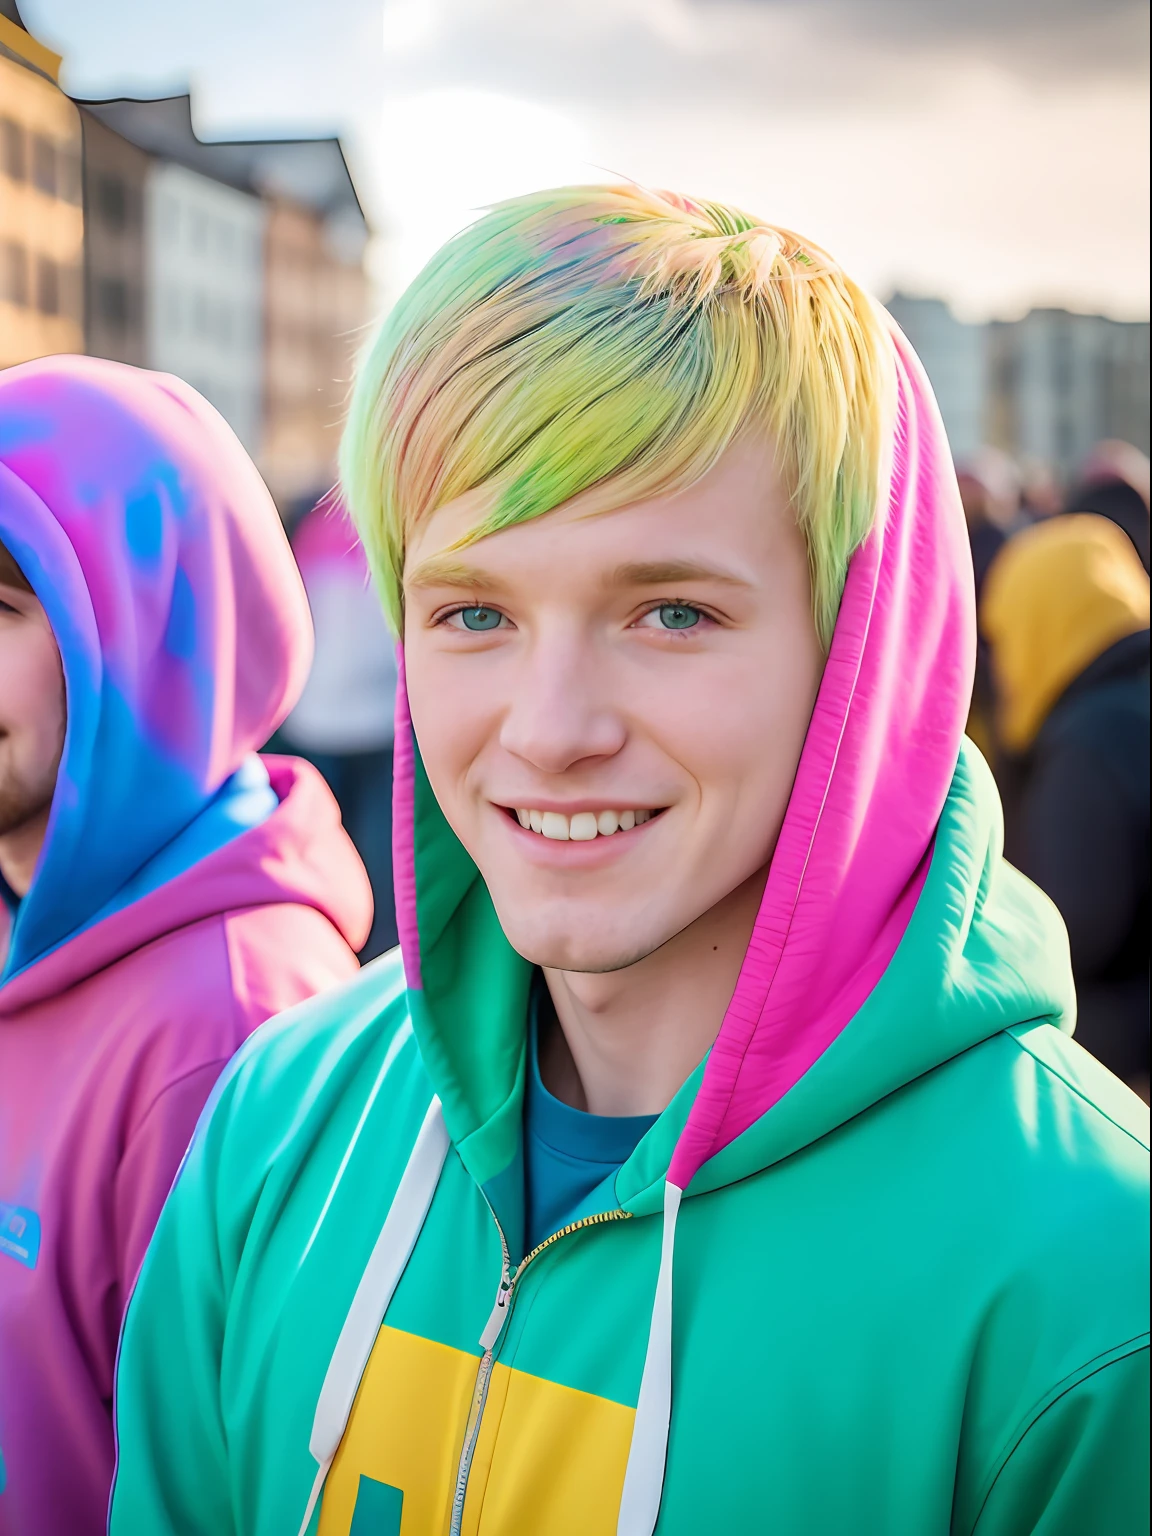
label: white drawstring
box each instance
[617,1180,682,1536]
[296,1095,450,1536]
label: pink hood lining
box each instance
[392,647,422,989]
[668,328,973,1187]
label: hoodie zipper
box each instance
[448,1205,631,1535]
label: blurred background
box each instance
[2,0,1148,1085]
[4,0,1148,488]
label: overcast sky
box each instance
[22,0,1151,321]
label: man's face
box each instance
[0,569,65,875]
[403,437,824,974]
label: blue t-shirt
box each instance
[524,994,658,1254]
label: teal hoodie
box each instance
[109,332,1149,1536]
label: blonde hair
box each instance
[341,184,896,645]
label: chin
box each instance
[495,905,676,975]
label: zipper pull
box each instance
[479,1276,512,1351]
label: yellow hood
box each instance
[980,513,1150,753]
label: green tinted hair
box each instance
[341,184,896,646]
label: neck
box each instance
[0,804,51,899]
[539,865,768,1117]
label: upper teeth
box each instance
[515,808,654,840]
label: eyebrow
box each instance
[608,560,752,591]
[404,554,754,595]
[404,556,510,593]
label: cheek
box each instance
[0,627,65,750]
[403,639,498,816]
[650,643,821,808]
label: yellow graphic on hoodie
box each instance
[318,1325,634,1535]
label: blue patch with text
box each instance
[0,1203,41,1269]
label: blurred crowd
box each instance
[961,440,1150,1100]
[271,492,400,964]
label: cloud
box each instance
[368,0,1148,116]
[721,0,1150,78]
[358,0,1148,318]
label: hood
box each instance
[388,323,1074,1211]
[0,355,314,985]
[297,322,1077,1534]
[980,512,1151,754]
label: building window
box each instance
[36,256,60,315]
[97,174,128,230]
[190,210,208,252]
[98,277,130,328]
[1,241,29,306]
[58,148,82,205]
[160,194,180,244]
[1,118,26,182]
[193,290,210,335]
[1051,325,1074,398]
[164,286,181,334]
[31,134,57,197]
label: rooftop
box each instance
[77,94,367,236]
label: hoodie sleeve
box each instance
[109,1063,242,1536]
[969,1345,1150,1536]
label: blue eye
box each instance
[656,603,700,630]
[458,606,503,631]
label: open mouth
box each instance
[504,807,666,842]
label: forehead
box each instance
[403,437,793,592]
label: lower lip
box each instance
[495,810,664,867]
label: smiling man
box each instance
[110,187,1149,1536]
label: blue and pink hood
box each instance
[0,355,367,996]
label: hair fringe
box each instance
[340,183,896,647]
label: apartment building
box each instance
[885,292,1150,479]
[885,293,987,463]
[145,160,266,452]
[0,2,84,367]
[255,144,369,508]
[80,98,266,454]
[79,95,369,506]
[987,309,1151,476]
[78,106,149,367]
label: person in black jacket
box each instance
[982,512,1150,1098]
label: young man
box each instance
[110,188,1149,1536]
[0,356,372,1535]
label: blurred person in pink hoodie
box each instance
[0,356,372,1535]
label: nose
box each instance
[498,628,626,775]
